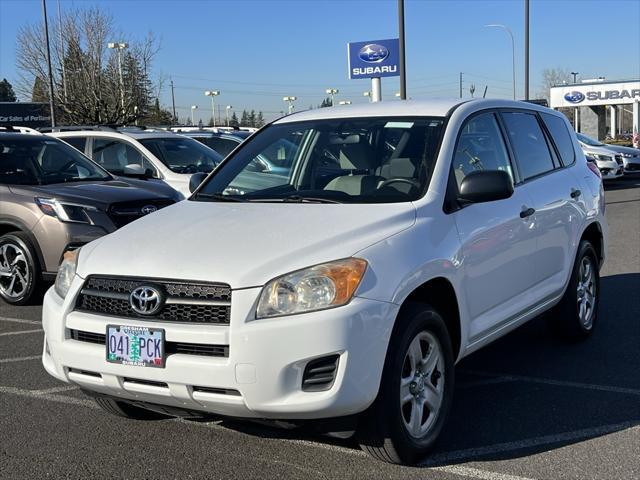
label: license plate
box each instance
[106,325,165,368]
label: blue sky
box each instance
[1,0,639,122]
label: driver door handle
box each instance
[520,206,536,219]
[570,188,582,199]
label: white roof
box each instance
[275,98,469,124]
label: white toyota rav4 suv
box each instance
[42,99,607,464]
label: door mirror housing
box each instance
[189,172,208,193]
[122,163,153,179]
[458,170,514,204]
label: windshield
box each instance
[139,136,223,174]
[576,132,604,147]
[0,136,111,185]
[194,117,445,203]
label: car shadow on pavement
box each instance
[204,273,640,466]
[604,174,640,191]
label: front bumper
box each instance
[42,280,398,420]
[596,161,624,180]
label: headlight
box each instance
[35,197,97,224]
[595,154,613,161]
[256,258,367,319]
[54,249,79,299]
[620,153,632,158]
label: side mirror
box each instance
[458,170,514,204]
[123,164,146,176]
[189,172,208,193]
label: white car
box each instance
[49,128,224,198]
[42,99,607,464]
[576,132,624,180]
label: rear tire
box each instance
[94,397,169,420]
[0,232,40,305]
[550,240,600,339]
[356,303,455,464]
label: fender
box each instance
[0,216,48,278]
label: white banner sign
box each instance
[550,81,640,108]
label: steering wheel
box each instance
[378,177,421,190]
[43,160,77,176]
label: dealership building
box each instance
[550,79,639,143]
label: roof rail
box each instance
[0,125,43,135]
[38,125,121,133]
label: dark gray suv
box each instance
[0,131,179,305]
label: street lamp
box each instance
[108,42,128,110]
[363,91,372,102]
[338,100,352,105]
[571,71,579,83]
[283,96,297,115]
[204,90,220,126]
[225,105,232,127]
[190,105,198,126]
[484,24,516,100]
[325,88,339,106]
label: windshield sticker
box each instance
[385,122,414,129]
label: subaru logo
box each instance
[129,285,163,315]
[141,205,157,215]
[564,91,585,103]
[358,44,389,63]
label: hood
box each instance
[13,179,176,208]
[602,144,640,156]
[579,143,616,156]
[78,200,416,288]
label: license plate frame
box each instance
[106,324,165,368]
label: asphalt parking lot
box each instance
[1,176,639,480]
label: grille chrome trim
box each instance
[75,275,231,324]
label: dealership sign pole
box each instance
[347,39,400,102]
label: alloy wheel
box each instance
[576,256,596,329]
[0,242,31,300]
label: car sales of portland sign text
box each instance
[348,39,400,79]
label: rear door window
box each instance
[540,113,575,166]
[501,112,556,180]
[62,136,87,153]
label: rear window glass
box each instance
[541,113,575,166]
[501,112,555,180]
[62,136,86,153]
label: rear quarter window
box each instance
[540,113,575,166]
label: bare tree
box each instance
[15,6,163,125]
[537,67,573,100]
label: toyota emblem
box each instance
[129,285,164,315]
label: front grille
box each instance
[626,163,640,171]
[69,329,229,358]
[75,276,231,324]
[107,199,175,228]
[302,355,340,392]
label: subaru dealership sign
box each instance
[347,39,400,79]
[550,80,640,108]
[0,102,51,127]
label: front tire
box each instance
[356,303,455,464]
[550,240,600,339]
[0,232,39,305]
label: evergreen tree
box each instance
[31,77,48,103]
[230,111,239,127]
[240,110,249,127]
[0,79,17,101]
[256,111,265,128]
[249,110,257,128]
[319,97,332,108]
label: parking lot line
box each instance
[31,385,79,395]
[432,465,537,480]
[0,385,97,408]
[0,315,41,326]
[420,421,639,467]
[462,370,640,397]
[0,355,41,364]
[0,328,42,337]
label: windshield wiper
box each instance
[193,192,246,202]
[248,195,342,204]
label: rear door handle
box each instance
[570,188,582,199]
[520,207,536,219]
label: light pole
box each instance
[108,42,128,111]
[41,0,56,127]
[363,91,372,102]
[338,100,352,105]
[571,71,579,83]
[190,105,198,126]
[283,96,297,115]
[485,24,516,100]
[225,105,232,127]
[325,88,339,106]
[204,90,220,126]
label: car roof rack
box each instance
[0,125,43,135]
[38,125,119,133]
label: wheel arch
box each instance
[580,221,604,267]
[395,277,462,362]
[0,219,47,278]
